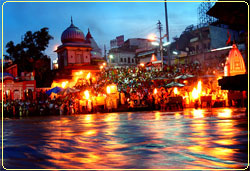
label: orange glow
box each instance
[61,81,68,88]
[85,114,92,122]
[140,63,145,67]
[107,86,111,94]
[192,109,204,118]
[154,88,157,94]
[214,139,234,146]
[84,90,90,100]
[155,112,161,120]
[100,66,103,69]
[197,80,202,95]
[86,72,91,79]
[84,130,97,136]
[174,87,178,95]
[225,44,246,76]
[151,54,157,62]
[147,33,157,41]
[192,88,199,100]
[218,108,232,118]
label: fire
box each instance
[84,90,90,100]
[197,80,202,95]
[192,88,199,100]
[61,81,68,88]
[107,86,111,94]
[154,88,157,94]
[86,72,91,79]
[174,87,178,95]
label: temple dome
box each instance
[61,18,85,44]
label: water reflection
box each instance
[2,108,247,169]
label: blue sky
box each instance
[2,1,201,61]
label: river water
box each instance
[1,108,248,170]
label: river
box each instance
[1,107,248,170]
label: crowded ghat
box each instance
[2,59,246,118]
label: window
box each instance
[124,58,127,63]
[120,58,123,62]
[128,57,130,63]
[132,59,134,63]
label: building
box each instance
[108,38,153,67]
[53,18,102,86]
[56,19,92,70]
[1,64,36,101]
[170,24,244,74]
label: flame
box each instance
[84,90,90,100]
[86,72,91,79]
[197,80,202,95]
[192,88,199,100]
[61,81,68,88]
[107,86,111,94]
[174,87,178,95]
[154,88,157,94]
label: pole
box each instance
[164,1,171,66]
[157,20,164,71]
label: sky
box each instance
[2,0,202,61]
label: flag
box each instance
[226,30,231,45]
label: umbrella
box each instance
[46,86,64,96]
[58,87,80,95]
[174,74,194,80]
[165,82,185,88]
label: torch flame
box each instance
[192,88,199,100]
[84,90,90,100]
[154,88,157,94]
[197,80,202,95]
[86,72,91,80]
[107,86,111,94]
[174,87,178,95]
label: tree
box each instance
[4,27,54,87]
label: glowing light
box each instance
[154,88,157,94]
[173,51,178,55]
[197,80,202,95]
[155,112,161,120]
[85,114,92,122]
[103,62,106,66]
[79,71,83,75]
[174,87,178,95]
[163,42,171,46]
[86,72,91,79]
[140,63,145,67]
[193,109,204,118]
[107,86,111,94]
[147,33,157,41]
[218,108,232,118]
[109,55,114,59]
[192,88,199,100]
[61,81,68,88]
[151,42,159,46]
[84,90,90,100]
[100,66,103,69]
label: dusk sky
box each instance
[2,1,202,61]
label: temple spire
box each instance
[71,16,73,25]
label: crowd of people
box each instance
[2,62,225,118]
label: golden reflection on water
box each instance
[26,109,247,169]
[154,112,161,120]
[192,109,204,118]
[218,108,232,118]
